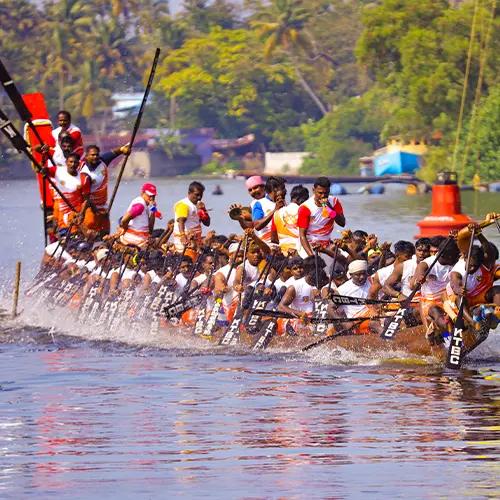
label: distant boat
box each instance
[373,139,426,176]
[212,184,223,195]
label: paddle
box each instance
[218,237,250,345]
[108,48,160,212]
[380,236,454,340]
[446,228,476,369]
[202,238,244,338]
[191,264,217,335]
[302,321,364,352]
[312,245,339,336]
[251,309,393,323]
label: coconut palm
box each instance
[251,0,329,115]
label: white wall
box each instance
[264,152,310,175]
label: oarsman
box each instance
[278,259,321,334]
[80,143,130,235]
[446,225,499,309]
[368,241,415,300]
[213,242,244,324]
[413,238,460,328]
[336,259,372,333]
[115,183,159,248]
[297,177,346,260]
[52,110,84,161]
[173,181,210,252]
[44,152,84,232]
[383,237,431,300]
[271,184,309,255]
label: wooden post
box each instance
[11,261,21,318]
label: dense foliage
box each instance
[0,0,497,182]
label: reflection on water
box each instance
[0,345,498,498]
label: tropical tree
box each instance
[42,0,94,109]
[251,0,330,116]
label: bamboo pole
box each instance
[11,261,21,318]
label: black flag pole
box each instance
[108,48,161,212]
[0,58,57,168]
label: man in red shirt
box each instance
[297,176,345,258]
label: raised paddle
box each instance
[446,228,476,369]
[108,48,160,212]
[380,236,454,340]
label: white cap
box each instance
[347,259,368,276]
[95,248,109,261]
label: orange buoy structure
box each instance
[416,171,473,237]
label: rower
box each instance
[368,240,415,299]
[414,238,460,328]
[297,177,345,261]
[44,152,84,233]
[446,226,499,308]
[80,143,130,235]
[336,259,372,333]
[271,184,309,255]
[383,237,431,300]
[116,183,159,249]
[173,181,210,252]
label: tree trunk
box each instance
[58,69,65,110]
[287,52,329,116]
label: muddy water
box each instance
[0,178,499,498]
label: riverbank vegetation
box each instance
[1,0,498,183]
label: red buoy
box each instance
[416,171,473,237]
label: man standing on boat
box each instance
[173,181,210,251]
[297,177,345,260]
[80,143,130,235]
[115,183,159,249]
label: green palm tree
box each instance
[251,0,329,115]
[43,0,93,109]
[65,59,112,144]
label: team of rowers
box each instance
[30,110,500,355]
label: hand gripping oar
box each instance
[108,48,160,212]
[380,236,454,340]
[446,228,476,369]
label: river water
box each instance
[0,178,499,499]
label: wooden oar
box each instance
[218,237,250,345]
[108,48,160,212]
[302,321,363,352]
[446,228,476,369]
[251,309,392,323]
[380,236,454,340]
